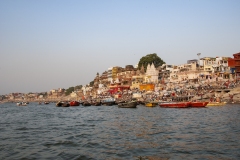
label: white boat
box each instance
[16,102,28,106]
[101,97,116,106]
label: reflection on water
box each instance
[0,103,240,159]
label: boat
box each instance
[145,102,158,107]
[82,101,91,106]
[69,101,80,106]
[206,102,226,106]
[190,101,209,107]
[56,101,69,107]
[159,102,190,108]
[62,102,70,107]
[118,101,138,108]
[101,97,116,106]
[91,101,101,106]
[44,101,49,104]
[56,101,62,107]
[16,102,27,106]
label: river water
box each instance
[0,102,239,160]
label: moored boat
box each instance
[82,101,91,106]
[56,101,62,107]
[190,101,209,107]
[145,102,158,107]
[16,102,28,106]
[44,101,49,104]
[159,102,190,108]
[206,102,226,106]
[56,101,69,107]
[62,102,70,107]
[118,101,137,108]
[69,101,80,106]
[101,97,116,106]
[91,101,101,106]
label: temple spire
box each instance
[140,65,145,73]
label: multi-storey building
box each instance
[212,57,229,72]
[131,66,145,89]
[112,66,122,81]
[99,71,108,84]
[48,88,65,98]
[116,65,136,85]
[233,52,240,79]
[107,67,113,82]
[200,57,216,73]
[169,60,201,82]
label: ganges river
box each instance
[0,102,240,160]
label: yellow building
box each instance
[139,83,155,91]
[131,76,144,89]
[112,66,122,80]
[201,57,216,73]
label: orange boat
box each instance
[159,102,190,108]
[190,101,209,107]
[69,101,80,106]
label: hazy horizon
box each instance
[1,0,240,95]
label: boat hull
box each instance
[69,101,80,106]
[82,101,91,106]
[17,102,27,106]
[56,101,69,107]
[206,102,226,106]
[91,102,101,106]
[190,102,209,107]
[118,101,137,108]
[145,102,158,107]
[159,102,190,108]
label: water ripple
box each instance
[0,102,240,159]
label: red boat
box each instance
[190,101,209,107]
[69,101,80,106]
[159,102,190,108]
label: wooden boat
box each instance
[190,101,209,107]
[44,101,49,104]
[159,102,190,108]
[91,101,101,106]
[69,101,80,106]
[56,101,69,107]
[62,102,70,107]
[56,101,62,107]
[145,102,158,107]
[206,102,226,106]
[118,101,137,108]
[82,101,91,106]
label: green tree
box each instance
[138,53,165,71]
[89,81,94,87]
[42,92,47,97]
[75,85,82,90]
[65,87,74,95]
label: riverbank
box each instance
[2,79,240,105]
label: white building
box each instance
[212,57,230,73]
[97,84,108,95]
[145,63,159,83]
[107,67,113,82]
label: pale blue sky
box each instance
[0,0,240,94]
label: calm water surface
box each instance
[0,102,240,160]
